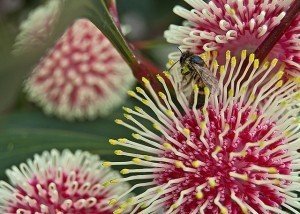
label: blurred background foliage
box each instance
[0,0,191,179]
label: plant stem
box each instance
[254,0,300,62]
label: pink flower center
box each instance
[155,103,290,213]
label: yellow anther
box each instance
[132,133,141,139]
[168,59,175,66]
[158,92,166,99]
[102,181,111,187]
[153,123,160,130]
[142,99,149,105]
[118,138,127,144]
[120,202,128,209]
[229,8,236,15]
[163,142,173,150]
[241,50,247,59]
[276,80,283,88]
[213,60,219,69]
[208,177,217,188]
[109,139,118,145]
[263,61,270,69]
[292,77,300,84]
[114,150,123,155]
[110,179,119,184]
[226,50,231,60]
[163,71,171,78]
[122,106,131,113]
[183,128,190,136]
[276,70,284,79]
[142,77,150,85]
[192,160,201,168]
[157,74,164,82]
[249,93,255,101]
[102,162,111,167]
[115,119,123,124]
[231,57,237,66]
[132,158,142,164]
[250,114,257,121]
[240,86,247,94]
[274,179,281,185]
[249,53,255,63]
[228,88,234,97]
[241,150,247,157]
[258,141,266,148]
[141,203,148,209]
[271,58,278,67]
[204,87,210,96]
[175,160,184,168]
[127,91,136,97]
[120,169,129,174]
[171,203,179,209]
[166,110,174,117]
[193,84,199,91]
[126,197,135,204]
[196,191,204,199]
[143,155,151,161]
[241,207,248,214]
[134,106,142,112]
[136,87,143,93]
[109,198,117,205]
[253,59,259,69]
[200,122,206,129]
[220,65,225,75]
[268,167,278,174]
[113,208,123,214]
[155,188,163,194]
[284,130,291,137]
[213,146,222,154]
[230,172,248,181]
[123,114,132,119]
[221,207,228,214]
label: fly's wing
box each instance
[192,64,219,95]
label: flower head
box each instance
[0,149,131,214]
[104,50,300,213]
[14,0,61,54]
[24,19,135,120]
[165,0,300,76]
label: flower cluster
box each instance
[165,0,300,76]
[0,149,131,214]
[24,19,135,120]
[103,50,300,213]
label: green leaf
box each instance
[0,97,140,180]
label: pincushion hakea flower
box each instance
[164,0,300,76]
[0,149,131,214]
[24,19,135,120]
[13,0,61,54]
[103,50,300,214]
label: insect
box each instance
[169,49,219,107]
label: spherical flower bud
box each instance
[14,0,61,54]
[0,149,131,214]
[165,0,300,76]
[105,50,300,213]
[24,18,135,120]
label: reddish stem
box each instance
[254,0,300,62]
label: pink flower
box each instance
[24,19,135,120]
[165,0,300,76]
[0,149,131,214]
[103,50,300,213]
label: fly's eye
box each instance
[181,66,190,75]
